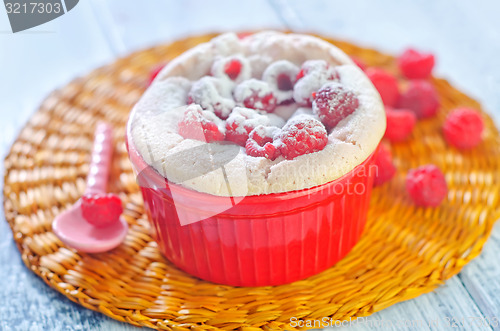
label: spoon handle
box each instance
[85,122,114,194]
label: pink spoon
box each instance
[52,122,128,253]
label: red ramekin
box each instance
[126,126,376,286]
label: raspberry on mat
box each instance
[384,107,417,142]
[366,68,400,107]
[373,144,396,186]
[406,164,447,207]
[443,107,484,149]
[397,80,440,119]
[398,48,435,79]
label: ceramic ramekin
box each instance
[126,122,377,286]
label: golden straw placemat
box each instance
[4,33,500,330]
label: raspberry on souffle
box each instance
[233,79,278,113]
[397,80,440,119]
[293,60,340,106]
[178,104,225,142]
[262,60,300,104]
[312,82,360,129]
[225,107,283,146]
[245,125,281,160]
[187,76,235,119]
[211,55,251,83]
[278,114,328,160]
[295,60,339,81]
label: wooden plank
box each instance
[88,0,286,54]
[459,223,500,331]
[336,276,490,331]
[0,0,117,149]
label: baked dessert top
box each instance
[128,31,386,196]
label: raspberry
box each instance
[211,56,251,84]
[234,79,277,113]
[277,74,293,91]
[148,64,165,86]
[298,60,339,80]
[278,115,328,160]
[372,144,397,186]
[397,80,440,119]
[187,77,235,119]
[237,32,252,39]
[225,107,272,146]
[398,48,435,79]
[262,60,300,104]
[245,126,281,160]
[296,69,305,81]
[293,60,340,106]
[178,105,225,142]
[249,125,279,146]
[224,59,242,80]
[351,57,367,71]
[406,165,447,207]
[81,193,123,228]
[384,107,417,142]
[312,82,359,129]
[365,68,400,107]
[443,108,484,149]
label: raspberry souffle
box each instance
[126,32,386,286]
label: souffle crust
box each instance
[129,31,386,196]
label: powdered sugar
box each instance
[187,76,235,119]
[233,79,277,112]
[262,60,300,104]
[250,124,281,141]
[293,60,339,106]
[225,107,285,145]
[227,107,284,132]
[211,55,252,83]
[178,104,226,142]
[185,104,226,132]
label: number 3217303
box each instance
[5,2,62,14]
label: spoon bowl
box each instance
[52,200,128,253]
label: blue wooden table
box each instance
[1,1,500,330]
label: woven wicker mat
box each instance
[4,33,500,330]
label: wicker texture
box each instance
[3,33,500,330]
